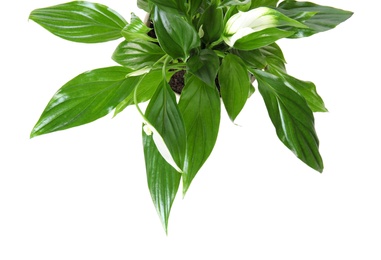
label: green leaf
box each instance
[143,133,181,233]
[31,67,139,137]
[233,28,294,50]
[145,81,187,170]
[153,6,200,60]
[233,49,267,70]
[254,69,323,172]
[218,54,251,121]
[29,1,127,43]
[221,0,250,8]
[189,0,203,16]
[121,13,155,42]
[149,0,187,14]
[114,70,165,116]
[250,0,279,8]
[178,75,221,194]
[112,40,165,70]
[137,0,151,12]
[277,0,353,38]
[187,49,220,86]
[198,4,224,44]
[260,43,287,73]
[277,73,327,112]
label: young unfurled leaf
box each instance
[254,69,323,172]
[29,1,127,43]
[112,40,165,70]
[153,6,200,60]
[143,133,181,233]
[145,81,187,170]
[218,54,251,121]
[187,49,220,86]
[31,67,139,137]
[121,13,155,42]
[277,0,353,38]
[179,75,221,195]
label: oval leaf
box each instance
[218,54,251,121]
[187,49,220,86]
[254,69,323,172]
[178,75,221,195]
[143,133,181,234]
[31,66,139,137]
[29,1,127,43]
[153,6,200,60]
[112,40,165,70]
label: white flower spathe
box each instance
[223,7,304,47]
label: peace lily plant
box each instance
[29,0,352,232]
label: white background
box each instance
[1,0,380,259]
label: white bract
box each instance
[223,7,303,47]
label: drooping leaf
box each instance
[143,132,181,233]
[31,67,139,137]
[277,73,328,112]
[277,0,353,38]
[178,75,221,194]
[233,28,294,50]
[114,70,165,116]
[260,43,287,73]
[145,81,187,170]
[29,1,127,43]
[121,13,155,42]
[112,40,165,70]
[187,49,220,86]
[153,6,200,60]
[198,4,224,44]
[254,69,323,172]
[218,54,251,121]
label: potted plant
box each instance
[29,0,352,232]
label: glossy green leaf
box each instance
[178,75,221,194]
[153,6,200,60]
[277,1,353,38]
[260,43,287,73]
[250,0,278,8]
[137,0,151,12]
[189,0,203,16]
[114,70,164,116]
[145,81,187,170]
[198,4,223,44]
[29,1,127,43]
[254,69,323,172]
[31,67,139,137]
[149,0,187,14]
[121,13,155,42]
[221,0,250,7]
[187,49,219,86]
[233,28,294,50]
[278,73,327,112]
[143,133,181,233]
[112,40,165,70]
[218,54,251,121]
[233,49,267,70]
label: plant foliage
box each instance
[29,0,353,232]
